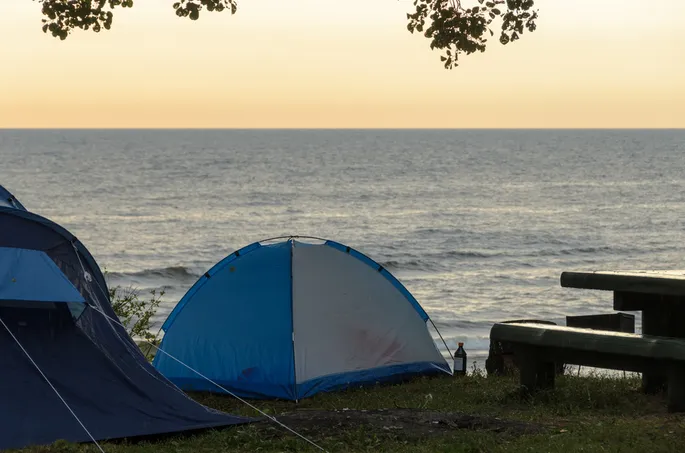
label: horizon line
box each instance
[1,127,684,131]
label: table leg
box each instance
[642,306,669,393]
[667,364,685,412]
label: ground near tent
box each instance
[12,371,685,452]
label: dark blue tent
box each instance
[0,184,26,211]
[0,206,249,450]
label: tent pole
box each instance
[430,319,454,364]
[0,315,106,453]
[289,239,299,403]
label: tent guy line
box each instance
[431,318,454,362]
[69,236,328,452]
[153,238,451,400]
[0,314,107,453]
[1,199,248,450]
[0,188,437,451]
[84,301,329,453]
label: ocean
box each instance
[2,129,684,367]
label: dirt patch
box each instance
[261,408,549,439]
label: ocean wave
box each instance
[433,246,617,261]
[106,266,202,281]
[379,250,499,272]
[556,246,613,255]
[105,245,617,284]
[414,227,468,236]
[381,260,445,272]
[441,250,497,258]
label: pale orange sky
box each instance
[0,0,684,128]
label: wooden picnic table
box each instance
[560,270,685,392]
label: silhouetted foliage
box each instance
[35,0,537,68]
[38,0,237,39]
[407,0,538,68]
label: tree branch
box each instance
[35,0,537,68]
[37,0,238,40]
[406,0,538,68]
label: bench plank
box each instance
[489,322,685,412]
[490,323,685,361]
[561,270,685,296]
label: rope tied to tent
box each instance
[0,315,106,453]
[84,303,329,453]
[68,244,328,451]
[69,240,329,452]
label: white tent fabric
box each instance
[292,241,446,383]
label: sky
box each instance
[0,0,684,128]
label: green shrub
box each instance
[103,270,163,352]
[108,285,163,345]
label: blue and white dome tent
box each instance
[153,236,452,400]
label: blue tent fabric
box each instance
[0,184,27,211]
[158,241,297,400]
[0,207,249,450]
[154,238,451,401]
[0,247,85,304]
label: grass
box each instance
[13,368,685,453]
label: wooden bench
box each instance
[561,270,685,392]
[489,322,685,412]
